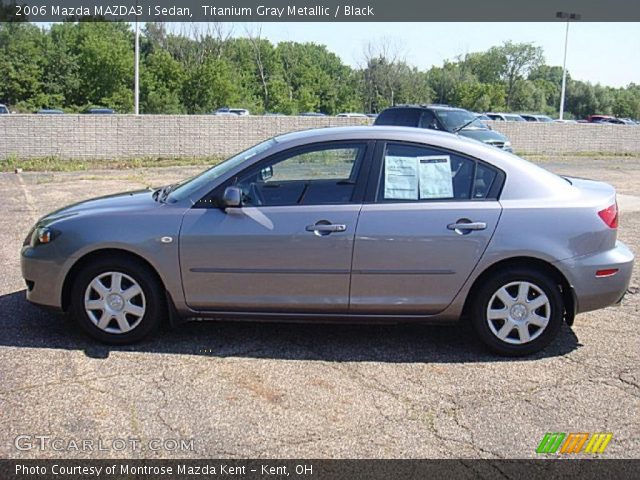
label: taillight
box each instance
[598,202,618,229]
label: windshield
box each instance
[434,110,487,131]
[167,138,277,203]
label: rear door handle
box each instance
[305,223,347,235]
[447,221,487,232]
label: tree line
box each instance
[1,21,639,119]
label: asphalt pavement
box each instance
[0,161,638,459]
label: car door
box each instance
[350,141,504,314]
[179,141,371,313]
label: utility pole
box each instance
[556,11,581,120]
[134,5,140,115]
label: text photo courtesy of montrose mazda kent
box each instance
[21,126,633,356]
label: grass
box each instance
[519,151,638,159]
[0,154,225,172]
[2,151,638,173]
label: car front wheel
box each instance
[470,267,564,356]
[70,257,166,344]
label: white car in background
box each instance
[214,108,250,116]
[0,104,9,114]
[486,113,526,122]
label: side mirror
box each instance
[260,166,273,181]
[221,186,242,208]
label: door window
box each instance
[235,143,366,206]
[377,143,499,202]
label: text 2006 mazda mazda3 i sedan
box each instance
[21,127,634,355]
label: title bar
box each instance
[2,0,640,22]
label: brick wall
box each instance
[1,115,639,160]
[487,121,640,155]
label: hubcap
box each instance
[486,281,551,345]
[84,272,146,334]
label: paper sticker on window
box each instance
[418,156,453,199]
[384,156,418,199]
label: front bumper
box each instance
[557,241,634,314]
[21,245,67,311]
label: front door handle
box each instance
[305,222,347,236]
[447,220,487,234]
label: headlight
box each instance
[503,141,512,148]
[24,226,59,247]
[36,227,54,244]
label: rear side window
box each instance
[377,143,501,202]
[375,109,421,127]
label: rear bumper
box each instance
[556,241,634,314]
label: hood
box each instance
[40,190,157,225]
[457,128,508,144]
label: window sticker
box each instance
[384,156,419,199]
[418,155,453,199]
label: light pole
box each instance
[134,3,140,115]
[557,11,581,120]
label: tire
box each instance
[69,257,166,344]
[469,266,564,356]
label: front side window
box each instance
[377,143,499,202]
[234,143,366,206]
[169,138,277,203]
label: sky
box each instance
[213,22,640,88]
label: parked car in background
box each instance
[300,112,326,117]
[0,104,9,114]
[214,107,250,116]
[485,113,526,122]
[36,109,64,114]
[620,118,638,125]
[21,126,633,355]
[337,113,368,118]
[375,105,512,152]
[587,115,614,123]
[520,114,553,122]
[366,113,378,119]
[474,113,492,121]
[85,108,115,114]
[611,118,636,125]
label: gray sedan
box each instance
[21,127,634,355]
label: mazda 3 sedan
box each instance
[21,127,634,355]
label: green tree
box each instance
[182,57,241,113]
[73,22,134,112]
[0,23,46,110]
[141,50,185,113]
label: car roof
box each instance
[385,104,465,112]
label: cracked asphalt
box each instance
[0,157,638,459]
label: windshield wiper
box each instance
[453,117,482,133]
[152,184,177,203]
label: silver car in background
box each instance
[21,127,633,355]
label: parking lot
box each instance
[0,156,638,459]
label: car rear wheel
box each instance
[470,267,564,356]
[70,257,166,344]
